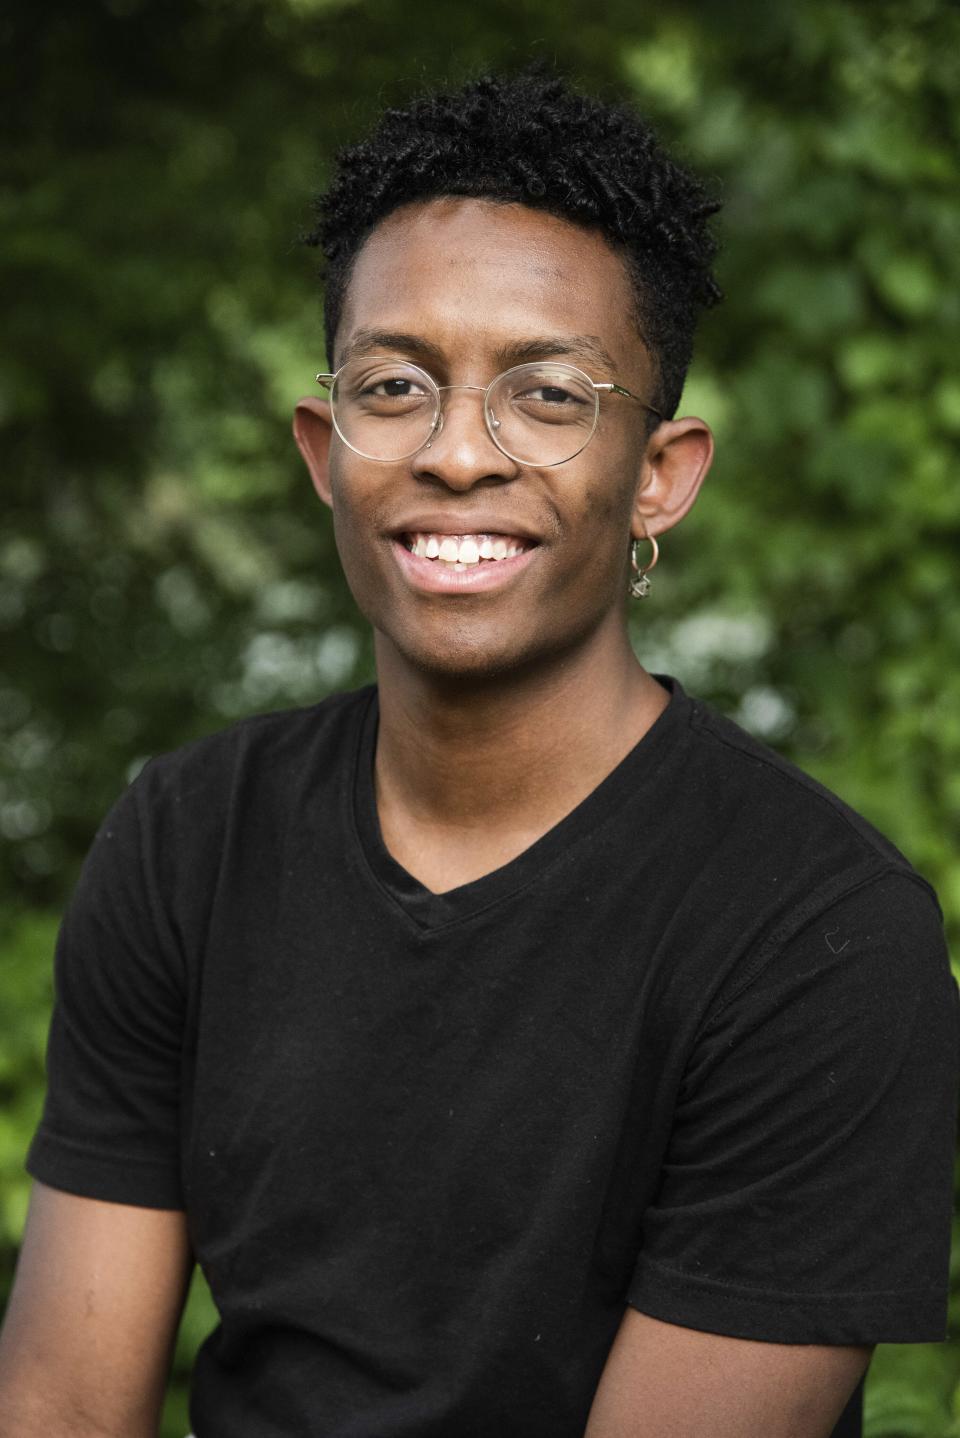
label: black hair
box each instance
[306,70,721,416]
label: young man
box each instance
[1,72,956,1438]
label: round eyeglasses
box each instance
[315,357,662,468]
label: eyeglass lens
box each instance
[330,358,599,466]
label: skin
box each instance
[0,196,870,1435]
[0,1182,191,1436]
[583,1311,869,1437]
[294,198,713,891]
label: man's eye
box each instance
[519,385,583,406]
[363,377,428,398]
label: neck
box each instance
[373,621,669,836]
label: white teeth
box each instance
[407,532,530,563]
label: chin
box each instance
[378,612,599,687]
[391,635,530,683]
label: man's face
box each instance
[301,198,668,681]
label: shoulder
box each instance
[81,685,376,909]
[134,683,376,805]
[663,681,934,903]
[108,685,376,856]
[685,693,909,866]
[640,681,945,1023]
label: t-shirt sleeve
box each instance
[629,869,959,1344]
[26,762,187,1209]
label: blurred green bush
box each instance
[2,0,958,1432]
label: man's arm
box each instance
[584,1308,870,1438]
[0,1180,192,1438]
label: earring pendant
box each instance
[629,535,659,599]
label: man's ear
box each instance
[292,397,335,508]
[631,416,714,540]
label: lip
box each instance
[391,537,539,594]
[388,512,542,544]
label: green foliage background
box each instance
[2,0,958,1432]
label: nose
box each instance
[410,384,518,491]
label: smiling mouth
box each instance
[402,531,537,570]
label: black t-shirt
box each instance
[27,679,958,1438]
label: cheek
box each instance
[328,490,362,577]
[326,455,381,552]
[586,485,627,527]
[572,467,637,548]
[568,427,642,529]
[559,471,636,599]
[324,464,388,611]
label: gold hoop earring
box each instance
[629,535,659,599]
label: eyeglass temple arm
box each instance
[594,382,662,421]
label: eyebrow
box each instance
[499,335,621,375]
[337,328,622,376]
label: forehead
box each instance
[338,198,642,370]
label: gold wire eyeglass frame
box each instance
[314,357,663,468]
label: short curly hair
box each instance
[306,70,721,417]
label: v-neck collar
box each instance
[348,676,689,935]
